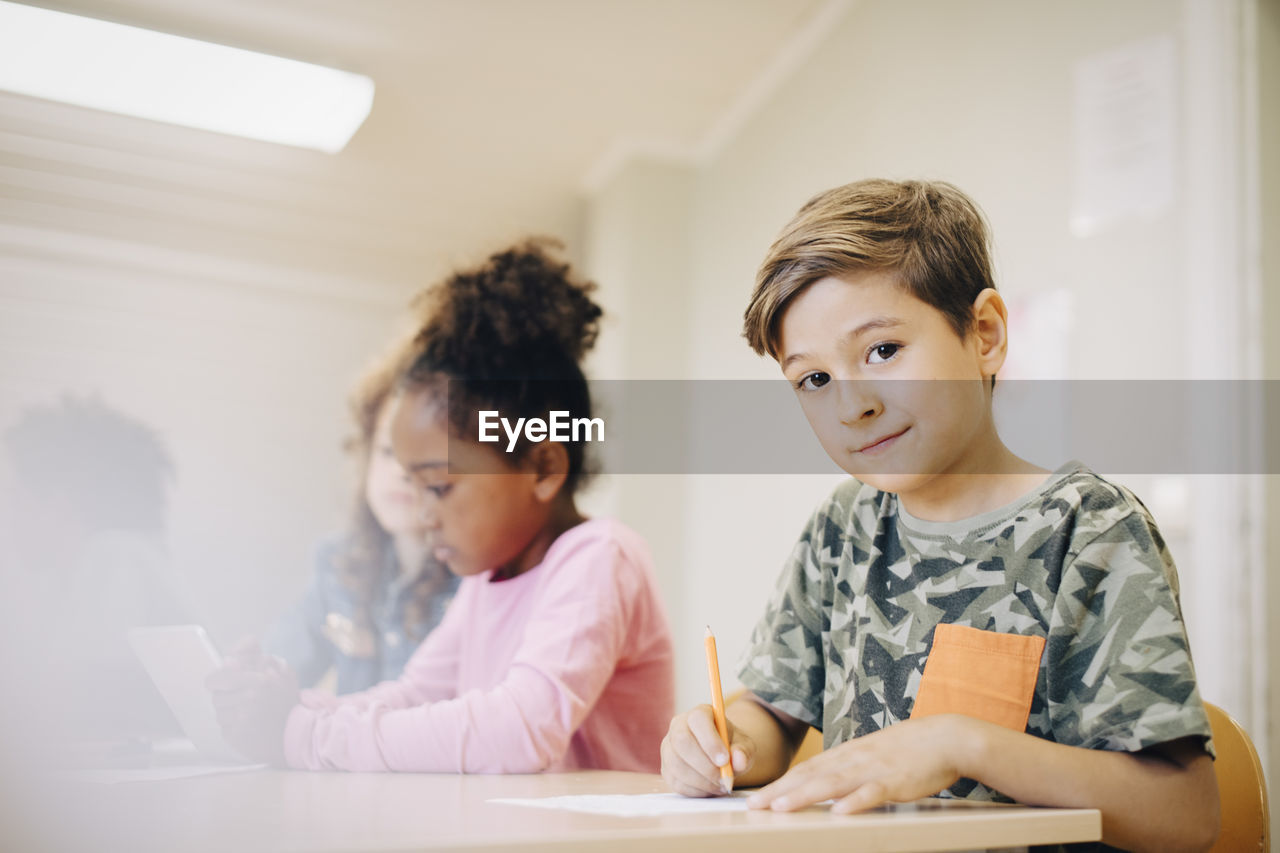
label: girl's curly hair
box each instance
[404,238,603,494]
[340,329,448,642]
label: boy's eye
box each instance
[796,372,831,391]
[425,483,452,499]
[867,343,900,364]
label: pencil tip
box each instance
[705,625,713,637]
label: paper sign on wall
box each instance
[1070,35,1177,237]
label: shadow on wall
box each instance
[0,396,190,747]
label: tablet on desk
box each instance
[127,625,246,764]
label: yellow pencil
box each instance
[704,625,734,794]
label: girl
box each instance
[209,240,675,773]
[264,339,460,694]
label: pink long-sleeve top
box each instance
[283,518,675,773]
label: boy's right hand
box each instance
[661,704,755,797]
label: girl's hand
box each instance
[661,704,756,797]
[205,639,299,766]
[747,714,975,813]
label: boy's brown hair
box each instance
[743,179,996,358]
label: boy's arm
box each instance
[729,694,812,785]
[747,713,1219,853]
[968,723,1217,853]
[661,692,809,795]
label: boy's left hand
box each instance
[746,714,975,814]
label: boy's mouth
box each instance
[855,427,908,455]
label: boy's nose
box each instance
[836,380,882,424]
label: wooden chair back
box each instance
[1205,702,1268,853]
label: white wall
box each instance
[581,159,696,651]
[1258,0,1280,814]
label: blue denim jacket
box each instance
[265,536,459,694]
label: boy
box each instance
[661,180,1219,852]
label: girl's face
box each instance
[364,399,429,538]
[388,388,553,579]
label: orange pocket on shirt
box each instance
[909,623,1045,732]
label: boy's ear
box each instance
[971,288,1009,379]
[528,442,570,503]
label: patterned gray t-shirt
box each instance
[739,461,1214,809]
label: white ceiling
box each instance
[1,0,837,294]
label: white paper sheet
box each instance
[490,791,755,817]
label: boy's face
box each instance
[776,270,1004,497]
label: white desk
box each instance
[13,769,1101,852]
